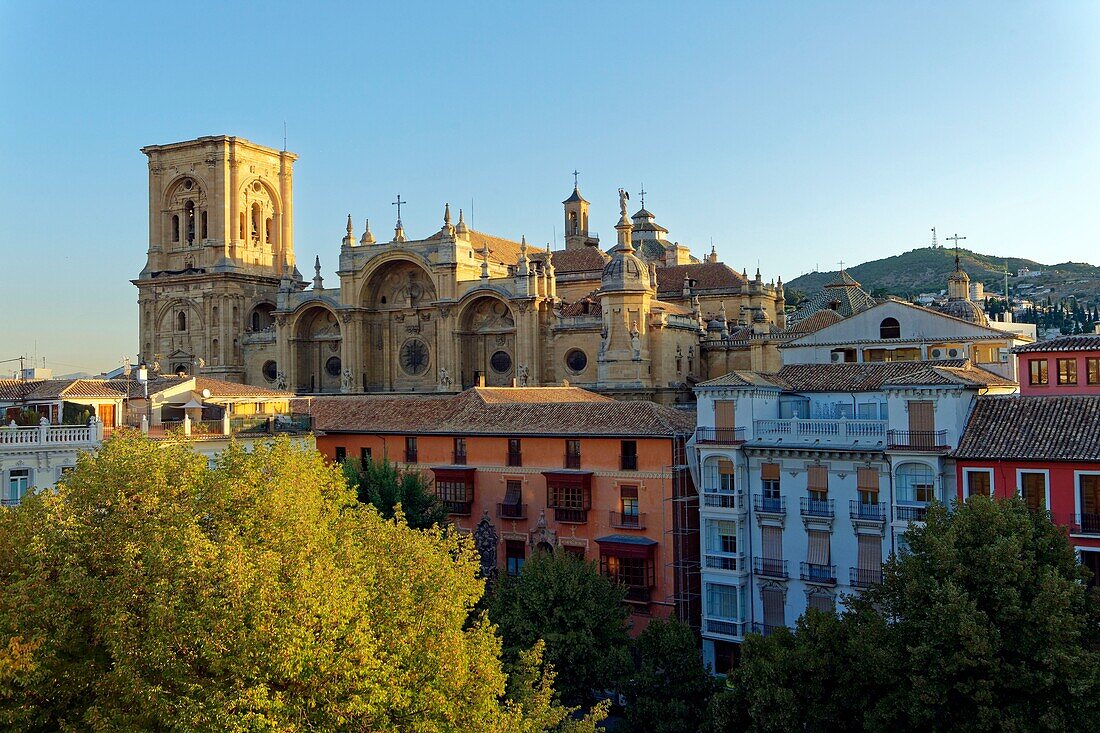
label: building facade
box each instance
[305,386,698,631]
[134,136,786,404]
[690,361,1017,673]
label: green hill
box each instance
[786,247,1100,304]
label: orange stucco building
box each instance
[305,386,698,630]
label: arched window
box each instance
[896,462,935,504]
[211,339,219,365]
[568,211,578,235]
[239,212,246,239]
[251,203,262,241]
[171,215,180,242]
[265,217,273,244]
[184,200,195,243]
[177,311,187,332]
[201,210,208,239]
[252,311,260,331]
[880,317,901,339]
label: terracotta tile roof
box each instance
[468,230,545,267]
[0,375,291,402]
[551,247,608,274]
[788,276,877,324]
[1011,334,1100,354]
[559,296,603,317]
[698,360,1014,392]
[301,387,695,437]
[784,308,843,335]
[655,263,746,294]
[193,377,294,399]
[955,395,1100,461]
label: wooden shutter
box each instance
[715,400,736,429]
[761,463,781,481]
[857,535,882,571]
[857,468,879,491]
[806,530,830,565]
[968,471,991,497]
[762,588,785,628]
[620,485,638,499]
[1082,475,1100,515]
[1021,473,1045,511]
[808,594,833,613]
[808,465,829,492]
[718,458,734,475]
[761,526,783,560]
[908,400,935,448]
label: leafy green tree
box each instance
[623,618,719,733]
[490,550,632,706]
[0,433,601,732]
[342,455,448,529]
[711,497,1100,733]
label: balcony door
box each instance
[907,400,935,449]
[715,400,736,442]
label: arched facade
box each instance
[457,295,517,388]
[291,305,342,393]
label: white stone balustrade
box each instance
[752,417,888,446]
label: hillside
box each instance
[786,247,1100,305]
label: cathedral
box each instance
[135,136,786,404]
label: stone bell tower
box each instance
[133,135,301,383]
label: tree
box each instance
[342,455,448,529]
[712,497,1100,733]
[489,550,632,706]
[623,618,719,733]
[0,433,602,732]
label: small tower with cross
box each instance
[562,170,593,250]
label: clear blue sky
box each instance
[1,1,1098,374]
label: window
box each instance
[1082,551,1100,590]
[561,545,586,560]
[548,481,590,523]
[334,447,347,463]
[171,214,180,242]
[706,583,741,620]
[436,479,474,515]
[601,554,654,603]
[201,210,208,239]
[718,458,735,492]
[761,463,781,498]
[184,200,195,242]
[807,593,834,614]
[1079,475,1100,534]
[857,467,879,505]
[565,439,581,468]
[4,469,30,506]
[807,465,828,502]
[177,311,187,332]
[1087,358,1100,386]
[855,534,883,586]
[1029,359,1048,386]
[761,587,785,631]
[707,520,738,555]
[896,463,935,504]
[879,317,901,339]
[500,480,524,519]
[360,446,372,463]
[506,540,526,576]
[965,469,991,498]
[1058,358,1078,386]
[453,437,467,464]
[251,203,262,241]
[715,400,736,440]
[620,440,638,470]
[857,402,880,420]
[1019,472,1046,511]
[620,485,639,526]
[265,217,273,243]
[405,437,417,463]
[507,438,521,467]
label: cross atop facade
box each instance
[639,183,647,208]
[392,194,406,223]
[946,233,966,270]
[838,260,846,272]
[572,169,579,188]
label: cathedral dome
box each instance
[935,298,989,326]
[707,318,725,332]
[600,249,651,292]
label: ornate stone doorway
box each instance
[457,296,516,388]
[293,306,342,393]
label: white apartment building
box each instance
[690,360,1017,674]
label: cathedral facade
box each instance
[135,136,786,404]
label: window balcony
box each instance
[887,430,950,452]
[1069,513,1100,535]
[564,453,582,469]
[752,557,788,579]
[753,494,786,515]
[610,511,646,530]
[442,500,472,516]
[695,426,746,444]
[753,418,887,448]
[553,507,588,524]
[849,500,887,523]
[704,552,743,572]
[497,502,526,520]
[800,562,837,585]
[620,454,638,471]
[800,497,834,518]
[895,504,928,522]
[750,622,785,637]
[849,567,883,588]
[507,450,522,467]
[702,490,745,512]
[704,618,746,639]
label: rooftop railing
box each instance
[753,418,887,445]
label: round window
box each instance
[325,356,342,377]
[490,350,512,374]
[262,360,277,382]
[253,181,261,192]
[565,349,588,373]
[399,338,430,376]
[183,178,193,190]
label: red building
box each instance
[955,334,1100,586]
[304,386,698,631]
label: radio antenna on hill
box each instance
[931,227,938,249]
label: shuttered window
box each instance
[857,467,879,503]
[761,526,783,560]
[1020,472,1046,511]
[808,465,828,501]
[761,463,781,497]
[808,593,833,614]
[715,400,736,429]
[718,458,735,491]
[806,530,830,565]
[762,588,785,629]
[857,535,882,571]
[966,471,991,498]
[503,480,522,506]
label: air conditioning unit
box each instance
[830,352,843,363]
[1000,351,1009,363]
[930,348,943,358]
[948,348,959,358]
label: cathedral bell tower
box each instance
[563,174,597,250]
[133,135,301,384]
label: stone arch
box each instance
[291,304,342,393]
[248,301,276,332]
[456,294,516,388]
[163,175,209,246]
[358,256,437,310]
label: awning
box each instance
[595,534,657,559]
[430,466,476,481]
[542,470,593,489]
